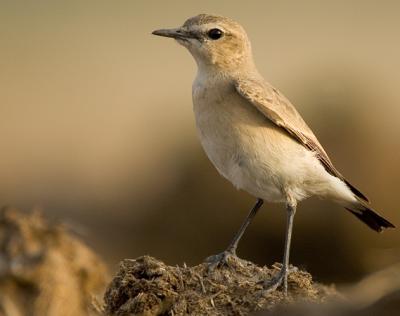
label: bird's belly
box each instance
[193,94,295,202]
[198,129,287,201]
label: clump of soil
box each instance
[0,207,109,316]
[104,255,338,315]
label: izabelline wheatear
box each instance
[152,14,395,294]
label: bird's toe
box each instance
[204,250,237,272]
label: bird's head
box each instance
[152,14,254,73]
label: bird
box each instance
[152,14,395,294]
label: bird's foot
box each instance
[263,265,295,296]
[205,249,237,272]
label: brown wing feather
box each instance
[234,77,369,203]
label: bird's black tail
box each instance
[345,204,395,232]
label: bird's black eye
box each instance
[207,28,223,40]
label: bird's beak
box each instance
[152,28,191,40]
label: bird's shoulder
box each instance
[233,75,316,141]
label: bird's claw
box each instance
[205,250,236,272]
[263,266,292,296]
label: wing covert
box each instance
[234,77,369,203]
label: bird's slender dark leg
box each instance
[206,198,263,269]
[264,200,297,295]
[226,198,264,254]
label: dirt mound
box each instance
[104,255,339,315]
[0,208,109,316]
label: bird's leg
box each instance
[264,200,297,296]
[226,198,264,255]
[206,198,263,270]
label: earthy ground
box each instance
[103,255,400,316]
[103,255,339,315]
[0,208,108,316]
[1,209,399,316]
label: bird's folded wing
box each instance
[234,76,369,203]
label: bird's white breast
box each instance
[192,73,287,202]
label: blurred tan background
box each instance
[1,0,399,283]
